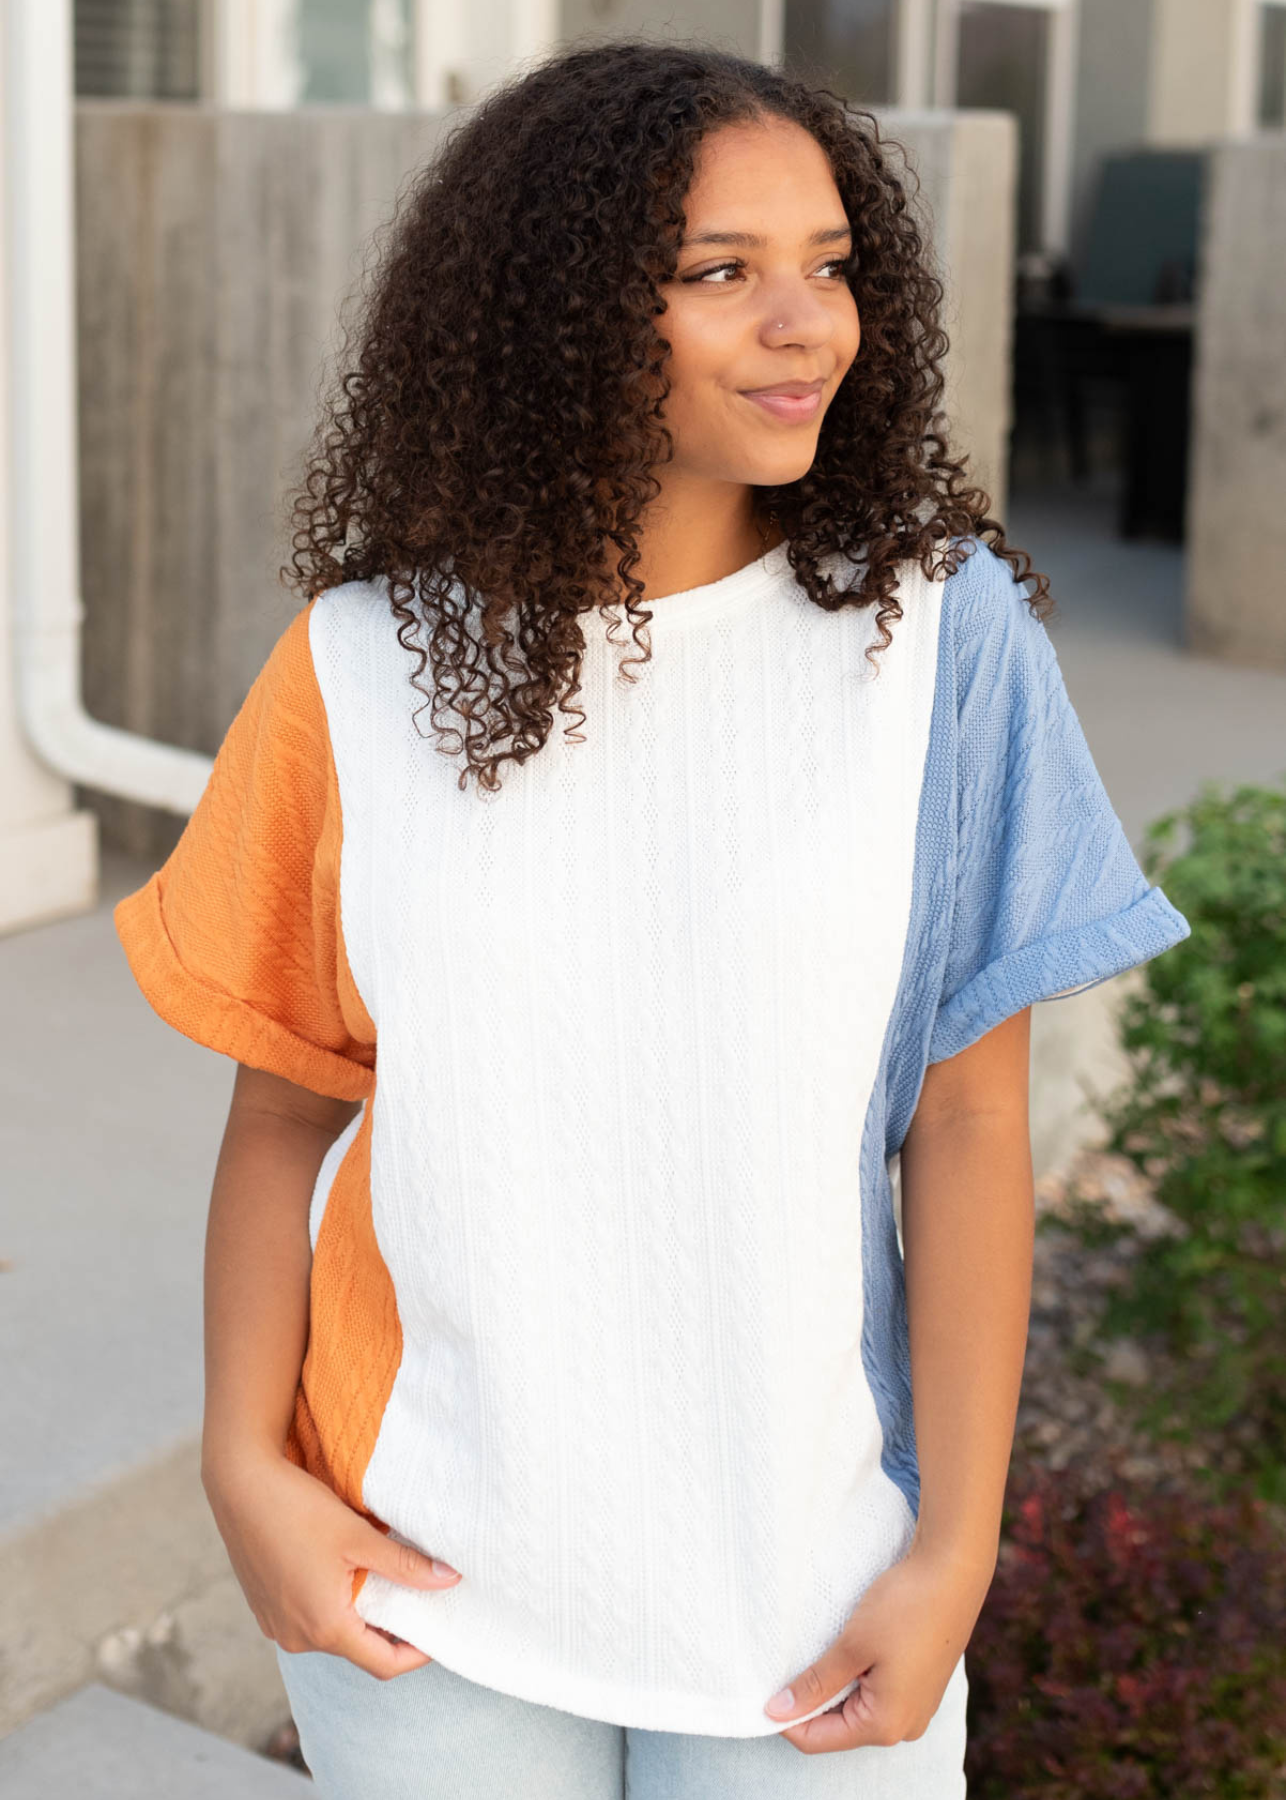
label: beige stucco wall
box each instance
[1185,134,1286,670]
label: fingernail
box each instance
[765,1685,794,1715]
[431,1559,459,1578]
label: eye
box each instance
[682,259,745,285]
[680,254,854,286]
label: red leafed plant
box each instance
[963,1451,1286,1799]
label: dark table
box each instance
[1013,299,1195,541]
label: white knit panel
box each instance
[309,554,944,1735]
[308,1102,365,1253]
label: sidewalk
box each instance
[1010,476,1286,841]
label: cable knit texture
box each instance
[115,535,1190,1746]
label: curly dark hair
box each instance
[282,36,1053,795]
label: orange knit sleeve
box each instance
[113,601,376,1102]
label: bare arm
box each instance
[762,1006,1036,1748]
[197,1063,459,1676]
[200,1063,359,1483]
[898,1005,1034,1583]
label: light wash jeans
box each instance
[275,1641,970,1798]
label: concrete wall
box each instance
[74,99,1015,863]
[75,103,455,862]
[1185,135,1286,670]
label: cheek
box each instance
[665,308,726,385]
[661,320,735,427]
[842,299,861,367]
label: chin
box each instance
[744,448,820,487]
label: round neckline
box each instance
[588,535,794,636]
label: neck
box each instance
[620,477,782,603]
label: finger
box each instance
[780,1667,921,1756]
[763,1637,870,1727]
[329,1612,435,1679]
[367,1623,434,1670]
[779,1681,880,1754]
[351,1520,462,1592]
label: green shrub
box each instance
[1070,776,1286,1502]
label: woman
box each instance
[114,37,1191,1798]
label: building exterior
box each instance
[73,1,1286,269]
[6,0,1284,939]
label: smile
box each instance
[739,387,824,422]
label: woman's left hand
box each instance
[762,1541,993,1755]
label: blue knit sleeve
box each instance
[926,540,1191,1066]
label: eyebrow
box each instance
[680,224,854,249]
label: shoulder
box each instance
[940,534,1036,631]
[241,602,333,753]
[938,533,1054,684]
[259,601,319,693]
[306,572,468,677]
[204,605,334,820]
[303,577,415,722]
[308,576,394,654]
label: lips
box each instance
[740,379,826,422]
[741,379,826,398]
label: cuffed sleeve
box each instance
[927,541,1190,1066]
[114,602,377,1101]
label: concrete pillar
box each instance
[203,0,301,107]
[413,0,560,109]
[1146,0,1258,143]
[1185,135,1286,670]
[0,4,98,934]
[884,108,1018,522]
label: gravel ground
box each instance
[1019,1145,1215,1492]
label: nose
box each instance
[757,279,836,350]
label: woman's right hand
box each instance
[202,1444,463,1678]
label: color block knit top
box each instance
[114,534,1191,1736]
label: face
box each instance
[656,114,861,492]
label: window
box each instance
[956,1,1050,256]
[74,0,201,100]
[1260,1,1286,129]
[298,0,414,105]
[299,0,371,101]
[783,0,898,104]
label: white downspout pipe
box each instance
[6,0,212,820]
